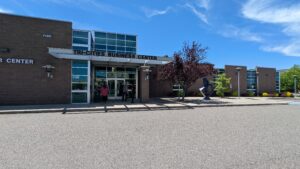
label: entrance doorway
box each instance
[107,78,125,99]
[93,66,138,102]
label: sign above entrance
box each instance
[0,57,34,64]
[74,50,158,60]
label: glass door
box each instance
[107,79,115,98]
[107,79,125,99]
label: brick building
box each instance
[0,13,280,105]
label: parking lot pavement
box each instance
[1,105,300,169]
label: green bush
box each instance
[177,90,185,97]
[232,91,238,97]
[214,74,231,97]
[247,91,255,97]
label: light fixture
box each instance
[42,65,55,78]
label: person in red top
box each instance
[100,82,109,104]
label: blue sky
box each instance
[0,0,300,69]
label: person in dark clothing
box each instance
[122,82,128,102]
[119,82,124,101]
[130,84,136,103]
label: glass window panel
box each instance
[72,46,88,50]
[95,32,106,38]
[72,68,88,75]
[107,46,116,50]
[73,31,89,38]
[107,67,112,72]
[117,40,125,46]
[72,75,88,83]
[126,35,136,41]
[117,34,125,40]
[72,83,88,90]
[126,68,136,72]
[117,47,125,51]
[107,39,116,45]
[73,37,88,45]
[72,92,87,103]
[126,47,136,52]
[107,72,116,78]
[116,67,125,72]
[128,73,135,79]
[117,50,125,53]
[107,33,117,39]
[126,41,136,47]
[72,60,88,67]
[95,44,106,50]
[95,38,106,44]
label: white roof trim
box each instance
[48,48,170,65]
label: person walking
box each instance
[100,82,109,104]
[122,82,128,102]
[131,84,136,103]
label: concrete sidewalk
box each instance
[0,97,297,114]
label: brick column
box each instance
[139,66,150,102]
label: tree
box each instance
[159,41,214,100]
[214,74,231,97]
[280,65,300,92]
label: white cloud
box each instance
[141,6,172,18]
[185,3,208,24]
[242,0,300,24]
[242,0,300,57]
[220,25,263,42]
[196,0,210,10]
[0,7,13,14]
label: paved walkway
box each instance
[0,97,298,114]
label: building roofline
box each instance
[0,12,72,24]
[72,29,138,37]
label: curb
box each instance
[0,102,290,114]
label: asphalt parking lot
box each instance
[1,105,300,169]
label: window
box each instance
[95,32,106,38]
[95,45,106,50]
[73,37,88,45]
[107,46,116,50]
[126,35,136,41]
[95,38,106,44]
[107,39,116,46]
[126,41,136,47]
[72,93,87,103]
[72,46,88,50]
[117,40,125,46]
[72,60,89,103]
[117,34,125,40]
[73,31,88,38]
[107,33,117,39]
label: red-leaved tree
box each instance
[159,41,214,100]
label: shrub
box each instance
[247,91,255,97]
[214,74,231,97]
[262,92,269,97]
[274,93,279,97]
[286,92,293,97]
[178,90,185,97]
[232,91,238,97]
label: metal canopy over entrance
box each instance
[49,48,171,104]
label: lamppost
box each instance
[256,71,259,96]
[293,75,297,94]
[236,67,242,98]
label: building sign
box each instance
[0,58,34,64]
[74,50,158,60]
